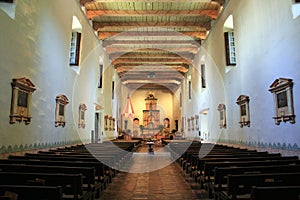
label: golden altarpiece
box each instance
[142,92,160,137]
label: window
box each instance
[69,16,82,67]
[112,81,115,99]
[201,64,206,88]
[188,80,192,100]
[98,64,103,88]
[224,31,236,65]
[0,0,13,3]
[292,0,300,19]
[0,0,15,19]
[69,32,81,66]
[224,15,236,67]
[180,92,182,107]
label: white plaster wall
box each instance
[0,0,101,150]
[189,0,300,148]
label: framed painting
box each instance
[217,104,226,129]
[55,94,69,127]
[236,95,250,127]
[10,77,36,124]
[78,104,87,128]
[269,78,295,125]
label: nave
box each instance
[0,140,300,200]
[99,143,208,200]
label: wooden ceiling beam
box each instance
[87,9,218,19]
[93,22,211,31]
[117,67,188,75]
[105,46,199,54]
[108,48,194,53]
[114,63,189,68]
[109,52,195,61]
[102,40,200,48]
[81,0,214,4]
[80,0,223,7]
[98,31,206,40]
[112,58,191,65]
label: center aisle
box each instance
[99,143,208,200]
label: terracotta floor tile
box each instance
[98,145,208,200]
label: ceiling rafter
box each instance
[114,63,190,68]
[98,31,207,40]
[118,68,187,74]
[86,9,219,19]
[109,52,195,61]
[102,40,200,48]
[93,22,211,32]
[112,58,191,65]
[105,46,199,54]
[79,0,223,89]
[80,0,224,5]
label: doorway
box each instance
[94,112,101,143]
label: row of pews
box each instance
[165,140,300,200]
[0,140,139,200]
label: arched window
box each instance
[224,15,236,68]
[69,16,82,70]
[0,0,16,19]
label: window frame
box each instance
[69,32,82,66]
[201,64,206,88]
[224,31,236,66]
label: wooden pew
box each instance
[214,165,300,200]
[220,172,300,200]
[204,158,300,196]
[0,185,63,200]
[195,154,291,188]
[0,172,83,200]
[251,186,300,200]
[0,164,95,200]
[189,151,271,177]
[7,156,108,193]
[25,153,117,184]
[13,153,114,181]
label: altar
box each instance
[146,141,154,154]
[142,92,160,138]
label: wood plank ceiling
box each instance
[80,0,224,91]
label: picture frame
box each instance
[195,115,199,130]
[10,77,36,124]
[217,104,226,129]
[55,94,69,127]
[191,116,195,130]
[78,104,87,128]
[269,78,295,125]
[236,95,250,127]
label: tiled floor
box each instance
[98,144,209,200]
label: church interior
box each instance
[0,0,300,199]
